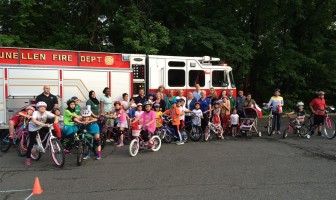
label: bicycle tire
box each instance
[77,140,84,166]
[189,126,203,142]
[17,134,28,157]
[50,138,65,167]
[267,118,272,136]
[150,135,161,152]
[129,139,139,157]
[283,126,289,139]
[204,127,210,141]
[162,129,172,143]
[100,133,106,150]
[31,147,41,161]
[299,125,310,139]
[0,130,11,152]
[323,117,336,139]
[180,130,188,143]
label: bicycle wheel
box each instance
[323,117,336,139]
[180,130,188,143]
[100,133,106,150]
[299,125,310,139]
[162,129,172,143]
[204,126,210,141]
[283,126,290,139]
[0,130,11,152]
[267,118,272,136]
[189,126,203,141]
[31,147,41,161]
[77,140,84,166]
[150,135,161,152]
[129,139,139,157]
[17,133,28,157]
[50,138,65,167]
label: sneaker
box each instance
[83,154,91,160]
[272,130,275,135]
[220,135,224,140]
[277,131,281,135]
[176,141,184,145]
[106,139,111,143]
[25,158,31,166]
[64,149,71,154]
[116,143,124,147]
[96,156,101,160]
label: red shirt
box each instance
[309,98,326,116]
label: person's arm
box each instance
[18,112,31,119]
[100,100,104,115]
[31,117,47,127]
[53,95,59,109]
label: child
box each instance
[164,100,183,145]
[128,97,137,118]
[212,101,224,139]
[26,101,59,166]
[113,101,129,147]
[230,108,239,137]
[8,106,35,139]
[192,102,203,129]
[147,93,155,105]
[287,102,306,126]
[177,99,187,130]
[135,103,144,126]
[154,104,163,129]
[63,99,81,153]
[71,96,82,115]
[79,109,102,160]
[53,108,64,133]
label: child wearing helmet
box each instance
[63,99,81,153]
[79,109,102,160]
[212,101,224,139]
[111,101,129,147]
[192,102,203,127]
[164,100,183,145]
[26,101,59,166]
[135,103,144,125]
[8,106,35,139]
[287,102,306,126]
[154,103,163,128]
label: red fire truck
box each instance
[0,47,235,126]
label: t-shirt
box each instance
[121,101,130,113]
[135,111,144,125]
[155,111,163,128]
[100,95,113,113]
[29,111,55,132]
[134,95,147,104]
[193,91,201,101]
[228,96,236,112]
[139,111,156,133]
[63,109,77,125]
[236,96,246,112]
[9,111,27,126]
[164,107,181,126]
[309,98,326,116]
[86,99,100,115]
[179,106,188,121]
[75,104,81,115]
[268,96,284,113]
[296,110,306,117]
[198,98,211,112]
[230,114,239,125]
[192,109,203,126]
[35,93,58,111]
[212,109,221,124]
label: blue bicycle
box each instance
[160,116,188,143]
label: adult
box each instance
[198,90,211,131]
[192,84,202,101]
[185,92,197,111]
[86,90,100,118]
[228,90,236,113]
[176,89,186,104]
[309,91,328,136]
[100,87,114,142]
[156,85,167,100]
[35,85,58,111]
[207,87,218,105]
[154,92,166,112]
[267,89,284,135]
[235,90,246,117]
[242,93,256,108]
[218,90,228,101]
[165,89,177,109]
[134,88,147,104]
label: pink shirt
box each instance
[140,111,156,133]
[116,109,127,123]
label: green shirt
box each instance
[86,99,100,115]
[228,96,236,112]
[75,104,81,115]
[64,110,76,125]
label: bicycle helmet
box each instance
[317,91,325,95]
[114,101,121,106]
[154,103,160,108]
[143,101,152,106]
[195,102,201,106]
[137,103,143,107]
[147,92,155,97]
[214,100,220,105]
[26,106,36,112]
[171,100,177,104]
[81,109,91,117]
[36,101,47,108]
[296,102,304,106]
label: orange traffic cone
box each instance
[32,177,43,195]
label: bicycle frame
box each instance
[36,127,57,154]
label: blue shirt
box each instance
[193,91,201,101]
[198,98,211,112]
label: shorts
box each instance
[117,122,128,128]
[63,124,79,136]
[84,123,100,135]
[231,124,238,127]
[314,115,324,125]
[105,118,114,126]
[9,116,23,126]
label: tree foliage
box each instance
[0,0,336,107]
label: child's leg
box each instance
[9,120,15,138]
[26,131,38,159]
[94,134,101,157]
[175,125,182,142]
[116,127,124,147]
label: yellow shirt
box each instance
[155,111,163,128]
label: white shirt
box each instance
[135,111,144,124]
[179,106,188,120]
[192,109,203,126]
[100,95,113,113]
[29,111,55,132]
[121,101,130,113]
[230,114,239,125]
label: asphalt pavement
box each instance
[1,118,336,200]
